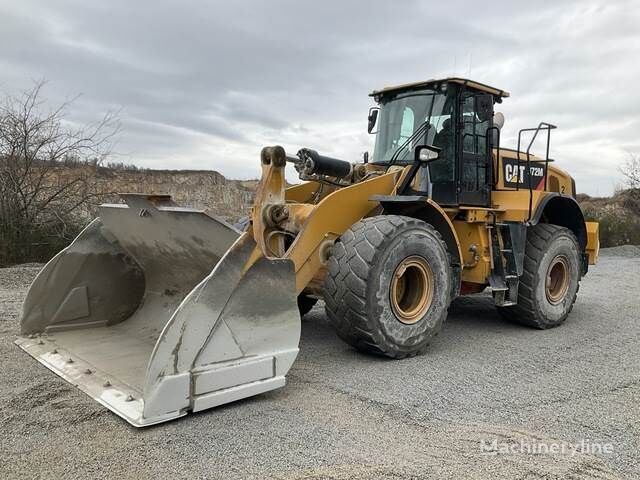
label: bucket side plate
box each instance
[142,233,301,424]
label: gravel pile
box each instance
[0,264,42,291]
[599,245,640,257]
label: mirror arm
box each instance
[397,145,441,195]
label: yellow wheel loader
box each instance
[15,78,600,426]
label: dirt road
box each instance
[1,249,638,479]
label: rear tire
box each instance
[324,215,452,358]
[497,223,581,329]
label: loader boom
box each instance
[251,146,400,293]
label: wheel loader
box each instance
[15,77,600,427]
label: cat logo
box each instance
[503,158,546,189]
[505,163,527,184]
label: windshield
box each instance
[371,89,450,164]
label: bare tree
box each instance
[620,153,640,188]
[0,81,119,265]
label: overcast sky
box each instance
[1,0,638,195]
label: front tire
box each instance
[497,223,581,329]
[324,216,452,358]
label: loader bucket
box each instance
[15,194,301,427]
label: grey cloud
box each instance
[0,0,638,193]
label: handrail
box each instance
[515,122,557,221]
[485,126,500,188]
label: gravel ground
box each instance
[1,250,639,479]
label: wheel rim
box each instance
[545,255,570,305]
[390,255,434,324]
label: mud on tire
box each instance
[324,215,452,358]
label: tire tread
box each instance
[325,215,450,357]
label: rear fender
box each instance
[530,193,594,272]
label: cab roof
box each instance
[370,77,510,99]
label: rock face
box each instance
[90,167,258,224]
[0,162,258,266]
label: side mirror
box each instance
[367,107,379,134]
[475,94,494,122]
[415,145,441,163]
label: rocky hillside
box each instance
[578,188,640,247]
[1,162,263,266]
[87,166,258,224]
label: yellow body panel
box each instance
[285,181,321,203]
[452,220,492,284]
[546,165,574,195]
[491,190,547,222]
[586,221,600,265]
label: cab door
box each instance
[457,93,493,206]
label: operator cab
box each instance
[368,78,509,207]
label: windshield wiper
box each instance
[389,121,431,165]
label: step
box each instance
[490,286,509,292]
